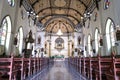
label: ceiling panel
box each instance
[26,0,95,32]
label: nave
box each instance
[1,0,120,80]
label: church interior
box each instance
[0,0,120,80]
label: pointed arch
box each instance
[95,28,100,54]
[0,16,12,54]
[87,34,92,56]
[16,27,23,54]
[105,18,115,53]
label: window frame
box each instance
[0,16,12,53]
[105,18,115,53]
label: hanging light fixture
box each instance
[57,21,63,36]
[57,28,63,36]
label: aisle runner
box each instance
[40,60,85,80]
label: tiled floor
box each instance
[40,60,85,80]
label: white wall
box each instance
[0,0,20,55]
[0,0,37,56]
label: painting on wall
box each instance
[93,12,97,21]
[103,0,110,10]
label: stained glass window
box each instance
[8,0,15,7]
[0,19,7,45]
[88,35,92,56]
[0,16,11,52]
[16,27,23,54]
[106,18,115,52]
[95,29,100,54]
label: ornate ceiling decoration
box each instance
[45,18,74,33]
[24,0,97,33]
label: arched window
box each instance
[106,18,115,52]
[8,0,15,7]
[95,29,100,54]
[0,16,11,52]
[110,23,115,46]
[16,27,23,54]
[88,35,92,56]
[83,36,87,57]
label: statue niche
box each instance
[37,36,41,44]
[24,30,34,57]
[78,36,81,45]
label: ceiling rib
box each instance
[49,0,52,15]
[36,7,83,17]
[62,22,69,33]
[67,0,71,16]
[49,22,58,33]
[26,0,96,29]
[31,0,39,7]
[39,14,80,23]
[78,0,87,8]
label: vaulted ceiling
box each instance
[24,0,97,33]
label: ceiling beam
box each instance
[67,0,72,16]
[39,14,80,23]
[36,7,83,17]
[78,0,87,8]
[31,0,39,7]
[49,0,52,15]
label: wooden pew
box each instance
[68,53,120,80]
[0,55,52,80]
[90,57,98,80]
[97,56,112,80]
[0,57,13,80]
[84,57,89,78]
[97,54,120,80]
[83,55,112,80]
[105,54,120,80]
[112,56,120,80]
[0,57,22,80]
[80,57,84,75]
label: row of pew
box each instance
[0,55,54,80]
[68,53,120,80]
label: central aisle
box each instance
[40,60,84,80]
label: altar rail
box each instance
[68,54,120,80]
[0,56,54,80]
